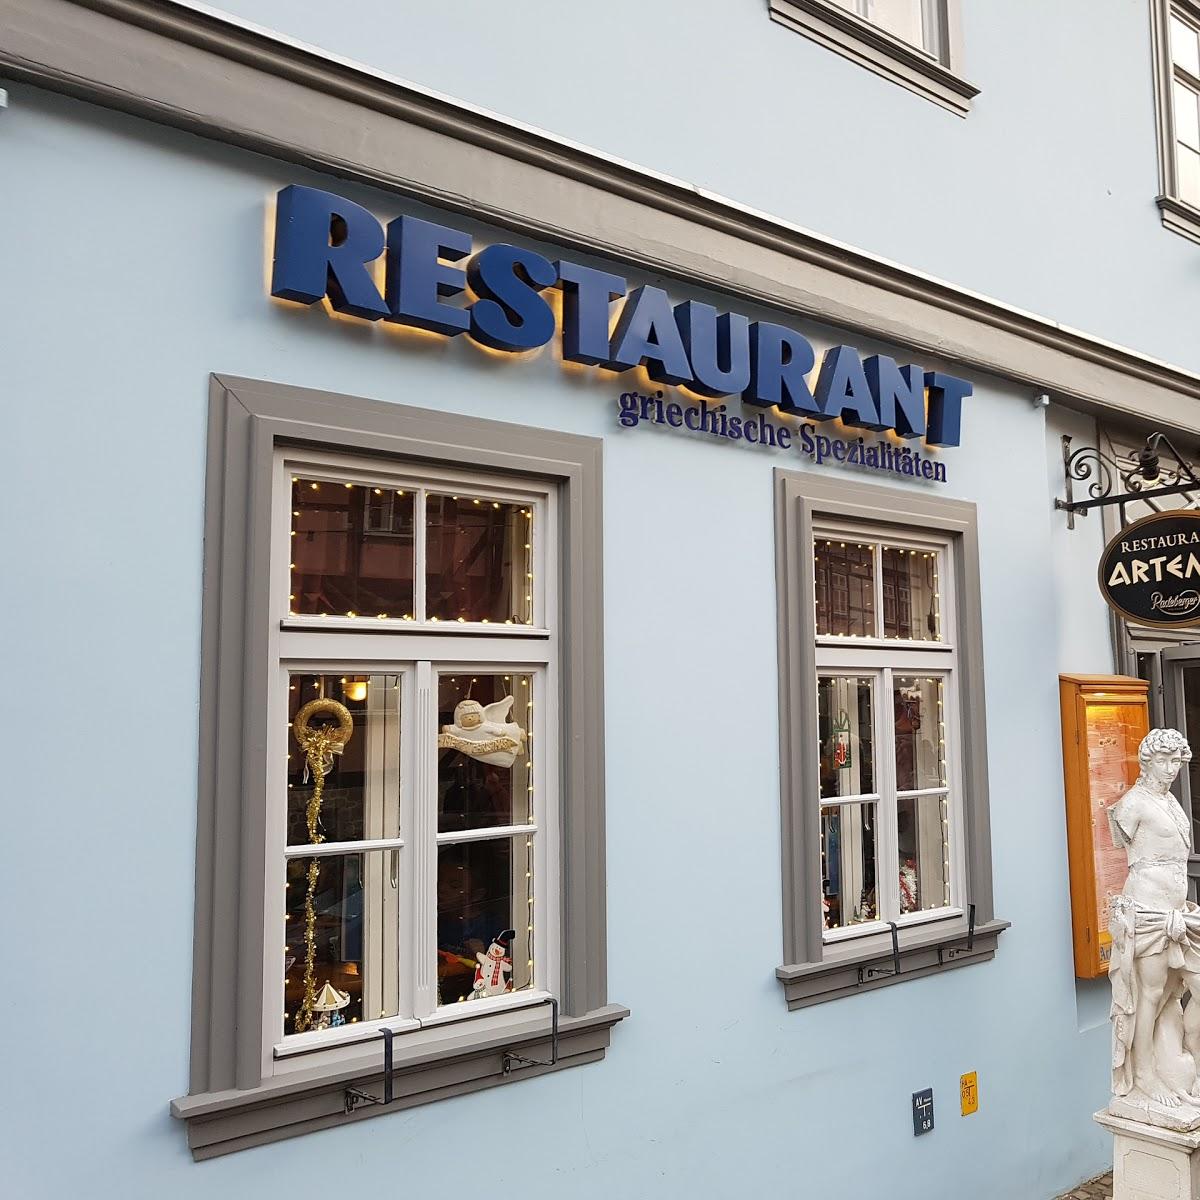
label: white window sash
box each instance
[261,447,561,1071]
[812,520,964,939]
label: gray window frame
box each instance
[768,0,978,117]
[170,375,626,1158]
[1150,0,1200,244]
[773,468,1007,1009]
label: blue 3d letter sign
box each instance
[271,185,971,447]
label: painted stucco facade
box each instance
[4,2,1193,1196]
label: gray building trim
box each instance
[768,0,978,116]
[775,919,1008,1009]
[175,1004,629,1159]
[773,467,1005,1007]
[7,2,1200,438]
[176,375,619,1156]
[1150,0,1200,244]
[1158,194,1200,246]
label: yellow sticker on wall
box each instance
[960,1072,979,1116]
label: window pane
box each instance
[864,0,925,50]
[438,672,532,832]
[1176,81,1200,151]
[893,675,947,790]
[898,793,951,913]
[819,675,875,797]
[1180,145,1200,206]
[881,546,941,640]
[437,836,534,1005]
[821,802,878,930]
[1174,15,1200,78]
[426,493,534,625]
[284,850,401,1035]
[290,478,415,619]
[287,673,401,846]
[814,538,876,637]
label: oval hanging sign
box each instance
[1099,509,1200,627]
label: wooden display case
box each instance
[1059,674,1149,979]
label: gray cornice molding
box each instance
[6,0,1200,437]
[1159,194,1200,246]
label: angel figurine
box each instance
[437,696,527,768]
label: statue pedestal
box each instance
[1096,1111,1200,1199]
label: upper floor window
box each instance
[769,0,977,116]
[831,0,945,62]
[1151,2,1200,240]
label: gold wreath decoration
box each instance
[294,698,355,753]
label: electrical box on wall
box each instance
[912,1088,934,1136]
[1059,674,1150,979]
[960,1072,978,1116]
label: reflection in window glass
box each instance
[1180,145,1200,206]
[1174,14,1200,78]
[864,0,924,50]
[426,493,534,625]
[437,837,534,1005]
[833,0,933,56]
[814,538,876,637]
[284,851,401,1035]
[818,675,874,797]
[1176,81,1200,151]
[287,673,401,846]
[893,676,946,791]
[290,478,415,619]
[438,672,532,832]
[882,547,940,641]
[821,802,878,930]
[898,793,951,913]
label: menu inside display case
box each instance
[1059,675,1149,979]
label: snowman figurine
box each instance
[472,929,516,999]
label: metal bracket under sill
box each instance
[344,996,560,1113]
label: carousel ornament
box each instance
[292,698,355,1033]
[311,981,351,1031]
[437,696,527,768]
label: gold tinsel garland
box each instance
[293,699,355,1033]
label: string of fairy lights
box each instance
[281,475,543,1037]
[289,477,535,625]
[285,669,538,1031]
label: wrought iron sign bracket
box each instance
[1056,433,1200,529]
[858,922,902,985]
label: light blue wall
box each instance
[0,85,1119,1198]
[207,0,1200,377]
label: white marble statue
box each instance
[1109,728,1200,1130]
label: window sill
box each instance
[775,918,1008,1010]
[171,1001,629,1159]
[1158,195,1200,247]
[768,0,978,117]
